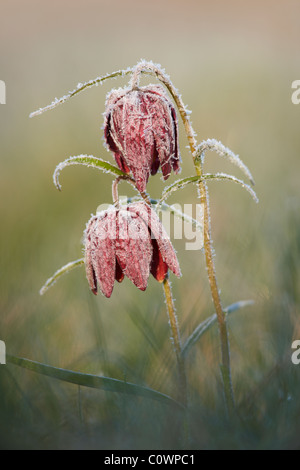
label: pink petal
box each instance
[107,103,131,172]
[113,152,130,174]
[132,203,181,278]
[115,258,125,283]
[116,208,152,290]
[121,91,153,192]
[84,217,98,295]
[150,239,168,282]
[144,90,175,180]
[104,85,180,191]
[170,105,181,174]
[150,147,160,175]
[90,211,117,298]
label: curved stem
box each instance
[197,170,235,414]
[193,157,235,416]
[112,175,150,208]
[163,275,187,408]
[138,61,235,414]
[132,61,196,154]
[139,190,152,206]
[112,176,121,207]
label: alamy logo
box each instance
[291,80,300,105]
[291,340,300,365]
[96,198,204,251]
[0,340,6,364]
[0,80,6,104]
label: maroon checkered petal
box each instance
[170,106,180,174]
[150,147,160,176]
[104,85,181,193]
[131,202,181,279]
[89,211,117,298]
[150,238,169,282]
[104,89,152,192]
[120,91,153,192]
[115,258,125,283]
[144,87,180,180]
[84,216,98,295]
[104,113,130,174]
[115,208,152,290]
[146,91,173,180]
[104,99,131,175]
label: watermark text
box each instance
[96,198,204,251]
[291,340,300,365]
[291,80,300,105]
[0,80,6,104]
[0,340,6,364]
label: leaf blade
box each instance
[159,172,258,205]
[195,139,255,186]
[53,155,130,191]
[39,258,85,295]
[203,172,259,203]
[159,176,202,204]
[29,68,133,118]
[6,355,180,407]
[182,300,254,356]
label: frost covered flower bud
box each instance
[84,202,181,298]
[104,85,181,193]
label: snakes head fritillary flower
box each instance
[104,84,181,193]
[84,202,181,298]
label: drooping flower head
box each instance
[104,84,181,193]
[84,202,181,298]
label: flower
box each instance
[84,202,181,298]
[104,84,181,193]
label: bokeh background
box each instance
[1,0,300,449]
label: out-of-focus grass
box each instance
[1,0,300,450]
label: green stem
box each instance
[112,177,121,207]
[137,62,235,415]
[162,275,187,408]
[173,82,235,414]
[196,165,235,415]
[112,175,151,207]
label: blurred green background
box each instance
[1,0,300,449]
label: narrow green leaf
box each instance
[182,300,254,356]
[159,172,258,205]
[159,176,202,204]
[29,68,133,118]
[6,355,180,407]
[53,155,131,191]
[40,258,85,295]
[195,139,255,186]
[203,172,259,203]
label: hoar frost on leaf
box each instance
[195,138,255,186]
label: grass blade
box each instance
[6,355,180,407]
[182,300,254,357]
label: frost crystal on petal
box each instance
[104,85,181,192]
[84,202,180,297]
[85,213,117,297]
[116,209,152,290]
